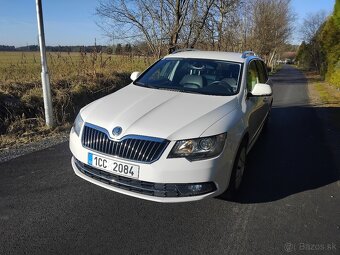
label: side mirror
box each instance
[249,83,272,97]
[130,71,141,81]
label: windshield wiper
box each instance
[134,82,158,89]
[183,89,227,96]
[156,87,184,92]
[159,88,218,95]
[135,83,225,96]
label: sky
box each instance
[0,0,336,47]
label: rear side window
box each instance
[261,61,268,81]
[255,60,268,83]
[247,61,259,91]
[256,60,268,83]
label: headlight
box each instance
[73,113,84,136]
[168,133,226,160]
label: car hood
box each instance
[81,84,238,140]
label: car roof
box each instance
[163,50,258,63]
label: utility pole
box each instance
[112,32,114,51]
[243,13,247,50]
[35,0,54,127]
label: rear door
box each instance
[255,60,271,124]
[245,59,270,143]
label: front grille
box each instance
[81,125,169,163]
[74,158,216,197]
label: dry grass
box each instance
[305,71,340,106]
[0,51,154,85]
[0,51,156,149]
[306,71,340,143]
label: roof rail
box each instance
[171,48,199,54]
[241,51,256,58]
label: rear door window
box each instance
[261,61,268,81]
[255,60,267,83]
[247,61,259,91]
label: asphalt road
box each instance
[0,65,339,255]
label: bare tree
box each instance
[299,11,327,43]
[96,0,199,56]
[298,11,328,72]
[245,0,295,67]
[174,0,241,51]
[166,0,191,52]
[97,0,162,56]
[210,0,241,51]
[96,0,295,61]
[183,0,215,48]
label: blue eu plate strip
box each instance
[88,153,93,165]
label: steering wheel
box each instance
[208,81,222,86]
[181,83,201,89]
[207,81,234,94]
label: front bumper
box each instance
[73,157,216,198]
[70,128,236,203]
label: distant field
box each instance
[0,51,155,85]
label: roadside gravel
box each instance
[0,131,69,163]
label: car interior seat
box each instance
[179,74,206,88]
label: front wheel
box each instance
[223,142,247,200]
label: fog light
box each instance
[176,182,216,196]
[188,184,203,192]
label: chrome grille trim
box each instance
[81,124,169,163]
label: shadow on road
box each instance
[227,106,339,204]
[271,70,323,85]
[271,74,308,85]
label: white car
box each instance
[69,50,273,203]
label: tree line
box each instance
[96,0,294,68]
[0,45,108,53]
[296,0,339,86]
[0,43,159,56]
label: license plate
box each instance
[88,153,139,179]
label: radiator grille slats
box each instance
[82,125,168,163]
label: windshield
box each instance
[134,58,242,96]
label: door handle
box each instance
[263,97,269,103]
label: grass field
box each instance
[0,51,156,148]
[0,51,154,85]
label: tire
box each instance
[223,141,247,200]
